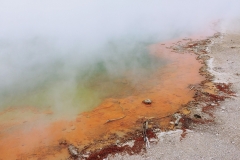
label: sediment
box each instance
[111,31,240,159]
[1,31,235,160]
[67,32,236,160]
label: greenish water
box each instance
[0,41,167,116]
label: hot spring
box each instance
[1,1,240,159]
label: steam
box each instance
[0,1,240,114]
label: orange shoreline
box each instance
[0,35,207,159]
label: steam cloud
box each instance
[0,1,240,114]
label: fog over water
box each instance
[0,1,240,114]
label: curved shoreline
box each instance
[0,34,206,159]
[85,33,225,160]
[110,31,240,159]
[68,32,225,160]
[2,29,234,160]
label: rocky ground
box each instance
[108,28,240,159]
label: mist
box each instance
[0,1,240,115]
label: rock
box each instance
[181,108,191,115]
[221,106,226,110]
[149,138,158,142]
[194,114,202,119]
[82,154,89,158]
[175,122,182,129]
[173,113,182,125]
[142,99,152,104]
[116,140,120,145]
[170,121,175,125]
[68,144,79,157]
[153,128,161,132]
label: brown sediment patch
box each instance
[86,129,157,160]
[171,33,235,139]
[215,83,235,95]
[0,35,213,159]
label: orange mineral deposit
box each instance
[0,37,205,159]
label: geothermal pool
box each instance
[0,37,205,159]
[1,0,240,159]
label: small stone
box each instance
[142,99,152,104]
[150,138,158,142]
[83,154,89,158]
[68,144,79,157]
[175,122,182,129]
[153,128,161,132]
[194,114,201,119]
[181,108,191,115]
[116,140,120,145]
[173,113,182,125]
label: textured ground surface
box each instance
[110,27,240,160]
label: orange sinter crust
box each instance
[0,37,205,159]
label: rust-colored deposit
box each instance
[0,38,205,159]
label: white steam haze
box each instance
[0,1,240,115]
